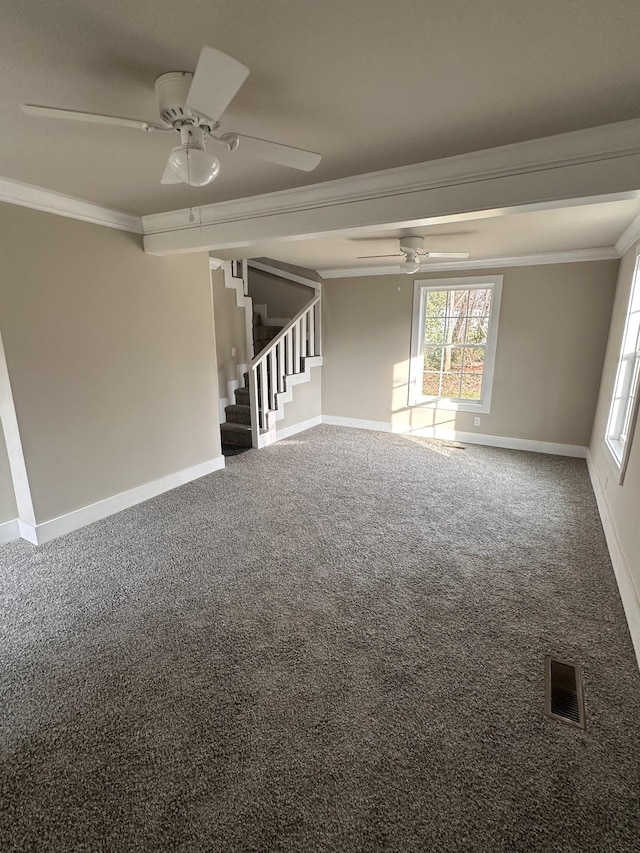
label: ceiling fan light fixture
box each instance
[168,144,220,187]
[401,254,421,275]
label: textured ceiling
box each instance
[2,0,640,215]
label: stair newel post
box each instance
[249,364,260,449]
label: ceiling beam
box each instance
[142,118,640,256]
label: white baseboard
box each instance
[586,451,640,669]
[394,426,588,457]
[322,415,392,433]
[320,416,587,457]
[0,518,20,544]
[275,415,323,442]
[20,455,226,545]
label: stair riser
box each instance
[235,388,250,405]
[222,431,252,448]
[225,405,251,425]
[220,423,252,448]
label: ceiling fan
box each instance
[21,46,322,188]
[358,236,469,274]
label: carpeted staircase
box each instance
[220,313,284,453]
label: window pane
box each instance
[423,372,442,396]
[445,346,464,370]
[449,316,467,345]
[441,372,462,397]
[449,290,469,317]
[425,290,448,318]
[462,347,486,373]
[469,289,492,316]
[620,358,640,439]
[423,347,444,371]
[466,315,489,344]
[424,314,446,344]
[460,373,483,400]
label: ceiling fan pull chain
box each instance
[186,143,196,223]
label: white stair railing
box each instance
[249,293,321,448]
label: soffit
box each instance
[1,0,640,216]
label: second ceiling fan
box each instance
[359,236,469,273]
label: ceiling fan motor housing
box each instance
[399,236,424,253]
[155,71,198,126]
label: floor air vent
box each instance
[545,656,585,729]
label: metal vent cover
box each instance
[545,656,585,730]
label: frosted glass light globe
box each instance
[402,256,421,274]
[168,145,221,187]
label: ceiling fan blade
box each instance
[233,134,321,171]
[357,254,404,259]
[423,252,470,259]
[184,46,250,122]
[21,104,167,131]
[160,156,182,185]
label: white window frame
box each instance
[409,276,503,413]
[605,253,640,484]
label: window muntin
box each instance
[606,255,640,481]
[410,277,502,413]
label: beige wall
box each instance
[0,419,17,522]
[212,268,248,400]
[277,367,322,433]
[589,242,640,605]
[249,268,315,320]
[322,261,618,445]
[0,203,220,524]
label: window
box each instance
[409,276,502,413]
[606,254,640,483]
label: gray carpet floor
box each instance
[1,425,638,852]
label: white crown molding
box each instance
[142,119,640,237]
[319,247,620,278]
[616,213,640,255]
[0,177,142,233]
